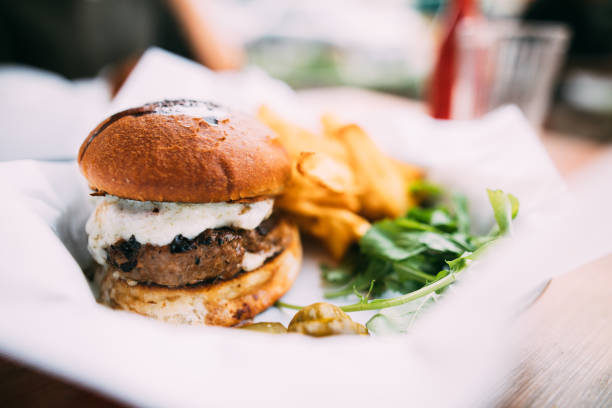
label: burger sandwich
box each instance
[78,100,302,326]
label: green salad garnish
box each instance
[277,188,519,334]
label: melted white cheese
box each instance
[86,196,274,265]
[241,249,277,271]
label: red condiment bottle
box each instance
[428,0,480,119]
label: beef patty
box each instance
[106,216,292,287]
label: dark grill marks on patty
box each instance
[109,235,141,272]
[106,216,291,287]
[169,235,196,253]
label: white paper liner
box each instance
[1,48,610,407]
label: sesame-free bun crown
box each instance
[78,100,290,203]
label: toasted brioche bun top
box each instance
[78,100,290,203]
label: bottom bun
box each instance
[97,222,302,326]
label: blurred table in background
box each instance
[1,88,610,408]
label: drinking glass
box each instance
[452,19,570,127]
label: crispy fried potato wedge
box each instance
[333,124,409,219]
[296,152,360,195]
[285,201,370,260]
[258,105,423,259]
[279,163,361,212]
[260,106,348,163]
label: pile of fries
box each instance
[258,106,423,260]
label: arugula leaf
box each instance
[321,265,352,285]
[453,194,470,234]
[395,217,439,232]
[383,274,421,294]
[405,207,457,231]
[393,260,437,284]
[409,180,443,199]
[394,231,466,254]
[366,293,439,335]
[487,189,519,235]
[320,248,360,284]
[352,259,391,296]
[510,194,520,218]
[324,257,391,298]
[360,223,426,261]
[446,251,473,273]
[362,218,469,263]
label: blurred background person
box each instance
[0,0,243,92]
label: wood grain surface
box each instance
[1,88,610,407]
[496,254,612,408]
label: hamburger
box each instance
[78,100,302,326]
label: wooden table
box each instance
[1,88,610,408]
[496,254,612,407]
